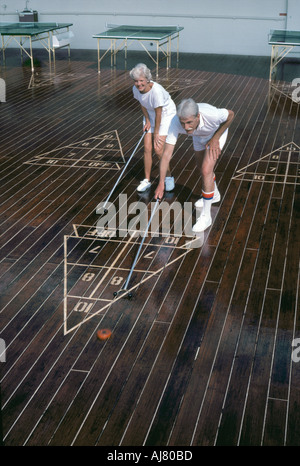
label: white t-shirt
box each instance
[166,103,229,147]
[133,81,176,120]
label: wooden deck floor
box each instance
[0,50,299,449]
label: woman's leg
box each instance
[143,131,153,180]
[155,135,171,177]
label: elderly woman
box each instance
[130,63,176,192]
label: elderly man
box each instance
[154,98,234,233]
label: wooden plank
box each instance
[144,281,219,446]
[220,289,281,446]
[263,399,287,446]
[119,247,214,445]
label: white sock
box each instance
[201,190,214,217]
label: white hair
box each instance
[129,63,152,81]
[177,98,199,119]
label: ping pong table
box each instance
[269,29,300,83]
[0,22,73,71]
[93,24,184,74]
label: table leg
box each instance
[98,38,100,73]
[1,36,5,65]
[30,37,33,72]
[48,32,52,68]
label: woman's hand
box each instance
[153,132,163,151]
[143,120,151,132]
[155,182,164,200]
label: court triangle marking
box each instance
[232,141,300,184]
[24,130,125,169]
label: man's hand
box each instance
[206,137,221,161]
[205,109,234,161]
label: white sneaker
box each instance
[194,189,221,208]
[165,176,175,191]
[192,213,212,233]
[137,179,151,192]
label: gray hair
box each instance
[177,98,199,119]
[129,63,152,81]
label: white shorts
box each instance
[193,128,228,152]
[143,103,177,136]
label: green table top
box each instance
[0,22,73,36]
[269,29,300,46]
[93,25,184,41]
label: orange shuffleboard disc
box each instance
[97,329,112,340]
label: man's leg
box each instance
[193,129,229,229]
[194,149,205,176]
[193,149,217,232]
[194,149,220,200]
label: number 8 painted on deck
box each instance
[110,276,123,285]
[82,272,95,281]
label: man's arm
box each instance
[214,109,234,140]
[206,109,234,160]
[154,143,175,200]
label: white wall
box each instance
[286,0,300,30]
[0,0,291,56]
[286,0,300,56]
